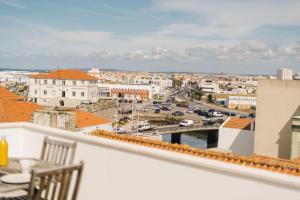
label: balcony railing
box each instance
[0,122,300,200]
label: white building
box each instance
[0,70,35,84]
[218,117,255,155]
[29,69,98,106]
[277,68,293,80]
[227,94,256,110]
[199,80,220,93]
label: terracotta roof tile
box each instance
[31,69,97,81]
[75,110,111,128]
[90,131,300,177]
[0,86,24,100]
[223,117,254,130]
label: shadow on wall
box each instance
[277,105,300,159]
[229,129,254,156]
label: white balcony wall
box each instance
[0,122,300,200]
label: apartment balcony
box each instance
[1,122,300,200]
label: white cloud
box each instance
[154,0,300,35]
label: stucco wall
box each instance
[1,123,300,200]
[255,80,300,159]
[218,126,254,155]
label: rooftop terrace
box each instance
[1,122,300,199]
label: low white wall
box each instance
[1,123,299,200]
[218,126,254,155]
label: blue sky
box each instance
[0,0,300,74]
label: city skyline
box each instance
[1,0,300,74]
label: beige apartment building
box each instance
[254,79,300,159]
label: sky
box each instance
[0,0,300,74]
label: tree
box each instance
[194,90,203,100]
[207,94,213,103]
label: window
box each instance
[81,92,84,97]
[43,90,47,95]
[52,80,56,85]
[81,81,85,85]
[72,91,76,97]
[73,81,76,86]
[44,80,47,84]
[52,90,55,96]
[62,80,66,85]
[34,89,37,95]
[34,79,38,84]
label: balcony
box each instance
[1,122,300,199]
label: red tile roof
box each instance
[0,86,24,100]
[31,69,97,81]
[75,110,111,128]
[223,117,254,130]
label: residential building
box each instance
[98,83,153,101]
[218,117,255,155]
[29,69,98,106]
[254,79,300,159]
[214,93,256,110]
[0,70,35,84]
[199,79,220,93]
[277,68,293,80]
[0,85,112,132]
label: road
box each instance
[176,89,249,116]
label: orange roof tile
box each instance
[223,117,254,130]
[31,69,97,81]
[0,86,24,100]
[75,110,111,128]
[91,131,300,177]
[0,99,42,122]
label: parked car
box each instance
[186,109,194,114]
[179,120,194,127]
[215,118,225,124]
[172,111,184,116]
[176,103,188,108]
[208,109,215,113]
[198,110,212,118]
[154,109,161,114]
[113,127,126,134]
[138,122,152,132]
[202,118,215,126]
[212,111,224,117]
[162,105,172,111]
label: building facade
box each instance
[254,79,300,159]
[98,83,152,101]
[29,70,98,106]
[276,68,293,80]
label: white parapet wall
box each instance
[0,122,299,200]
[218,119,254,156]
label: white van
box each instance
[138,122,152,132]
[179,120,194,127]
